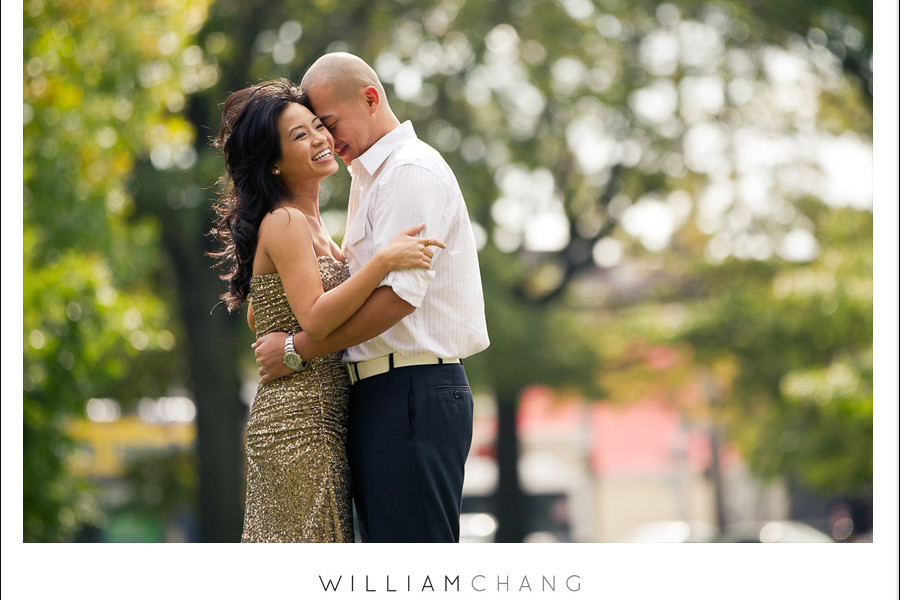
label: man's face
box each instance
[306,82,373,166]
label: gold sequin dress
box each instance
[242,256,353,543]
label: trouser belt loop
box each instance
[388,353,395,370]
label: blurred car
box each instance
[618,520,719,543]
[715,520,833,543]
[460,512,499,543]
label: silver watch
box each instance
[283,334,309,371]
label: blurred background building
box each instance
[62,381,869,543]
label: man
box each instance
[252,52,489,542]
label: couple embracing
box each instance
[211,52,489,543]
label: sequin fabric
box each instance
[242,256,353,543]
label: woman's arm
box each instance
[263,208,438,341]
[252,286,413,384]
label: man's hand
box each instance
[252,332,293,385]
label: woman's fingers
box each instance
[400,223,426,236]
[418,237,446,249]
[396,225,447,249]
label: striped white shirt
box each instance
[341,121,490,362]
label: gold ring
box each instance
[424,239,431,247]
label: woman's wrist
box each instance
[371,249,392,275]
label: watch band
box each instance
[285,333,296,356]
[283,333,309,371]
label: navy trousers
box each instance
[347,362,474,542]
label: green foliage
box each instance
[582,206,872,497]
[22,0,872,540]
[163,0,875,509]
[677,207,873,494]
[23,0,212,541]
[119,449,199,520]
[180,0,871,401]
[465,249,605,399]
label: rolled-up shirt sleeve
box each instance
[370,163,452,308]
[380,268,435,308]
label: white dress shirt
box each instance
[341,121,490,362]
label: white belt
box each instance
[346,352,460,385]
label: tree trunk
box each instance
[493,393,526,542]
[163,222,247,542]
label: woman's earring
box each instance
[272,166,280,175]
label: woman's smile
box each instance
[312,148,333,162]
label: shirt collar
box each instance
[353,121,416,176]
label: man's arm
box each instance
[255,165,449,383]
[253,286,413,384]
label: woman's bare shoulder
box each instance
[259,206,310,238]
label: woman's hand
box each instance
[377,224,447,271]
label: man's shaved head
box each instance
[301,52,387,105]
[299,52,400,163]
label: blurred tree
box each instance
[726,0,871,102]
[25,0,871,541]
[110,0,872,542]
[679,205,873,496]
[360,0,872,539]
[584,203,872,506]
[23,0,212,541]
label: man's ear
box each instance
[363,86,380,113]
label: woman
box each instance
[210,79,443,542]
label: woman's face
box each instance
[273,102,338,186]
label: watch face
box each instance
[284,352,301,370]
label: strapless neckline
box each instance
[251,255,346,281]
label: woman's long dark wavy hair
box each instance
[209,78,309,312]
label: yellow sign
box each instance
[67,417,195,478]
